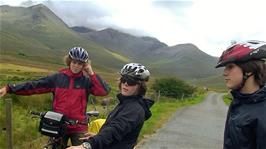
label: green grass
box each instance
[223,94,232,105]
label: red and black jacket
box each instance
[7,68,110,133]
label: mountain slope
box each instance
[75,28,168,60]
[146,44,221,79]
[0,4,128,70]
[72,26,221,79]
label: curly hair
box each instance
[63,55,72,66]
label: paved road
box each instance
[136,92,228,149]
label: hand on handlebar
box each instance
[66,145,85,149]
[79,132,96,141]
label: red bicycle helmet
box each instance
[215,40,266,68]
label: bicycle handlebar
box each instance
[30,111,97,125]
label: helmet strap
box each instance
[237,72,253,90]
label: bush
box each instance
[152,78,196,99]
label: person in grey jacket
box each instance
[215,40,266,149]
[67,63,154,149]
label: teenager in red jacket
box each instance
[0,47,110,147]
[215,40,266,149]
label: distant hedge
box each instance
[152,78,196,99]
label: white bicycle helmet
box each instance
[68,47,89,62]
[120,63,150,81]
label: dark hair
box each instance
[236,60,266,86]
[119,80,147,96]
[138,81,147,96]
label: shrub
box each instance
[152,78,196,99]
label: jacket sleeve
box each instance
[89,73,110,96]
[7,74,56,95]
[88,104,145,149]
[256,112,266,148]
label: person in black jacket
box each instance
[215,40,266,149]
[67,63,154,149]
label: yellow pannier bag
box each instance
[88,119,106,134]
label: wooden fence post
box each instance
[181,93,184,101]
[5,98,13,149]
[157,90,160,102]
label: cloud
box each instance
[43,1,111,29]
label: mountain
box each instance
[72,26,221,79]
[75,28,168,60]
[189,74,226,91]
[0,4,127,70]
[146,44,221,79]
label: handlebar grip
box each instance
[30,111,44,117]
[86,111,99,117]
[67,119,78,125]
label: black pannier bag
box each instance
[39,111,67,137]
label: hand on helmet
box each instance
[83,60,94,76]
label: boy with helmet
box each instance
[67,63,154,149]
[0,47,110,148]
[215,40,266,149]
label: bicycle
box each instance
[30,110,99,149]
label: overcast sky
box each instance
[1,0,265,56]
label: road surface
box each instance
[136,92,228,149]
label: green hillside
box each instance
[189,75,227,91]
[147,44,221,79]
[0,4,128,71]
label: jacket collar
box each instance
[59,68,83,78]
[231,85,266,104]
[116,93,154,120]
[116,93,141,103]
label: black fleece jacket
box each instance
[224,85,266,149]
[87,93,154,149]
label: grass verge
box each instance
[223,94,232,106]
